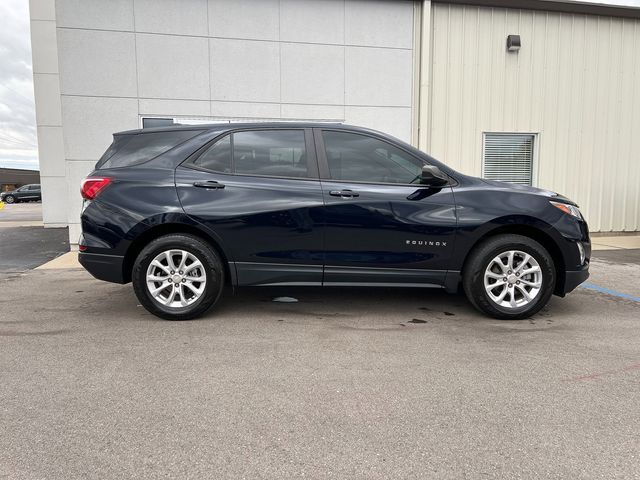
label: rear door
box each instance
[315,129,457,286]
[176,128,325,286]
[30,185,41,200]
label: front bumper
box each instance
[558,266,590,296]
[554,231,590,296]
[78,252,126,284]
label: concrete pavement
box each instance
[591,234,640,251]
[1,251,639,479]
[0,202,43,227]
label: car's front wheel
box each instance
[463,234,556,319]
[132,234,224,320]
[4,195,16,204]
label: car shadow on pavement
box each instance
[208,285,568,328]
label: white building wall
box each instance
[29,1,66,227]
[30,0,417,242]
[424,2,640,232]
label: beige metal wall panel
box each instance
[426,3,640,232]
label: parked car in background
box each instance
[78,123,590,321]
[0,184,41,203]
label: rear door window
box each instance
[96,130,199,169]
[233,130,307,178]
[190,129,310,179]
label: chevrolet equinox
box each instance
[78,123,590,320]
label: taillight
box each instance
[81,177,112,200]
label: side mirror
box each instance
[420,165,449,187]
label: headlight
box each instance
[550,201,582,219]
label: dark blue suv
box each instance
[78,123,590,320]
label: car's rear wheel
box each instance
[132,234,224,320]
[462,234,555,319]
[4,195,16,204]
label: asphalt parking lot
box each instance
[0,203,69,272]
[1,203,639,478]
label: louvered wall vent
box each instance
[483,133,535,186]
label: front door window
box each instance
[322,131,423,184]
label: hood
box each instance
[480,179,577,206]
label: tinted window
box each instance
[96,131,199,169]
[323,131,423,184]
[142,118,174,129]
[233,130,307,178]
[193,135,231,173]
[96,136,129,168]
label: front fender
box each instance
[450,214,569,270]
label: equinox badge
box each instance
[406,240,447,247]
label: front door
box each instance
[176,128,324,286]
[315,129,457,286]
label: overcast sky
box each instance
[1,0,640,171]
[0,0,37,170]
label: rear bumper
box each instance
[78,252,126,284]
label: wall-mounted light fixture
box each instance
[507,35,521,52]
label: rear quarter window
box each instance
[96,131,200,169]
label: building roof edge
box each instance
[433,0,640,19]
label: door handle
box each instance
[193,180,225,189]
[329,189,359,198]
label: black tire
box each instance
[132,234,224,320]
[4,195,16,204]
[462,234,556,320]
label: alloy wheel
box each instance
[483,250,543,309]
[145,249,207,308]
